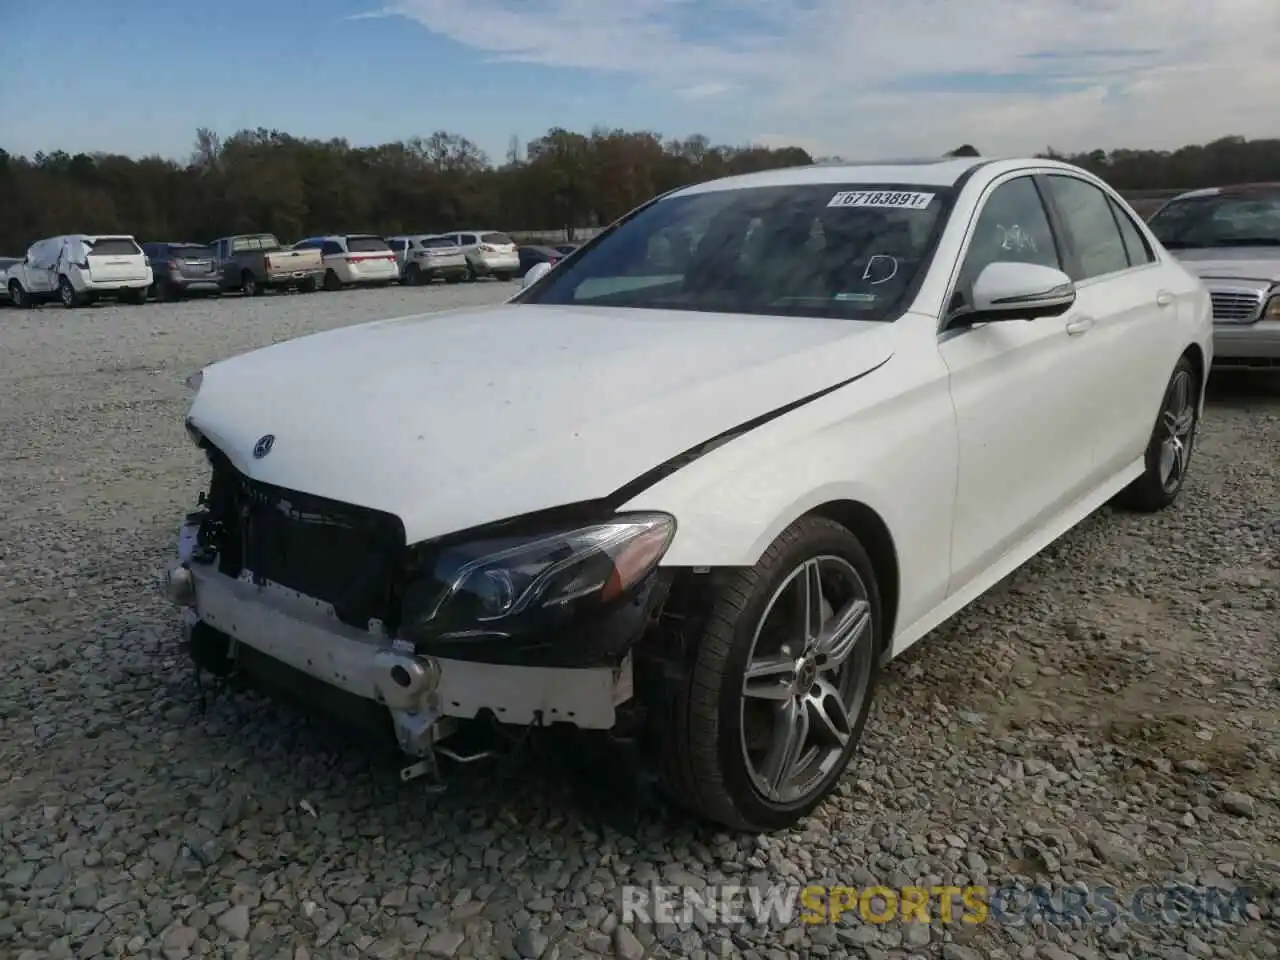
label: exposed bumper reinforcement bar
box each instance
[175,563,633,737]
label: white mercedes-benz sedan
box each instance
[166,155,1212,832]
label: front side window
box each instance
[953,176,1062,310]
[518,183,954,321]
[1148,192,1280,249]
[1044,176,1129,280]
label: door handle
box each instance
[1156,290,1175,308]
[1065,315,1095,336]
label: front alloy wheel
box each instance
[659,515,882,832]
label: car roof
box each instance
[669,156,1097,197]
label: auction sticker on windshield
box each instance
[828,190,935,210]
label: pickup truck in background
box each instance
[209,234,324,296]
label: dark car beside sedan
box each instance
[517,244,562,275]
[143,242,222,301]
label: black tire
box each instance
[58,276,82,309]
[404,264,423,286]
[242,272,261,297]
[323,270,342,292]
[8,281,31,308]
[445,275,462,285]
[1113,354,1199,513]
[658,515,883,832]
[154,281,177,303]
[297,278,317,294]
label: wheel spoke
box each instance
[761,697,810,794]
[807,679,852,748]
[813,598,870,671]
[1172,436,1187,482]
[798,559,824,649]
[744,654,797,700]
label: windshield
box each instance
[1149,193,1280,248]
[346,235,391,253]
[518,183,952,320]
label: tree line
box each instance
[0,128,1275,253]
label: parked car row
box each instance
[2,230,582,307]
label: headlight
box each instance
[1263,295,1280,320]
[400,512,675,639]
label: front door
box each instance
[938,174,1105,593]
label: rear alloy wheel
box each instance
[242,273,261,297]
[659,516,881,832]
[8,281,30,308]
[1114,354,1198,512]
[59,276,81,309]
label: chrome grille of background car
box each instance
[1208,290,1263,323]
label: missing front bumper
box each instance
[170,562,634,754]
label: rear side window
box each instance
[1108,198,1155,266]
[86,238,142,256]
[1044,176,1129,280]
[345,235,391,253]
[321,241,344,257]
[481,232,513,246]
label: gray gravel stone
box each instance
[1,287,1277,960]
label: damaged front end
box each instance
[164,436,681,786]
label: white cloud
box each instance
[364,0,1280,156]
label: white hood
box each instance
[1171,247,1280,284]
[188,304,897,543]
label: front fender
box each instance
[620,337,957,645]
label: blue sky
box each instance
[0,0,1272,164]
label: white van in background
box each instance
[5,234,152,307]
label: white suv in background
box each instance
[437,230,520,281]
[6,234,152,307]
[292,235,401,290]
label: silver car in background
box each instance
[386,235,470,285]
[1148,183,1280,370]
[434,230,520,281]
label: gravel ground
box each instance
[1,286,1277,960]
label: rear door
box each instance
[1040,174,1173,480]
[480,231,516,257]
[171,243,218,280]
[86,237,147,282]
[344,234,396,267]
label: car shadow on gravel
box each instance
[1205,370,1280,408]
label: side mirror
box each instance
[966,262,1076,322]
[523,262,553,288]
